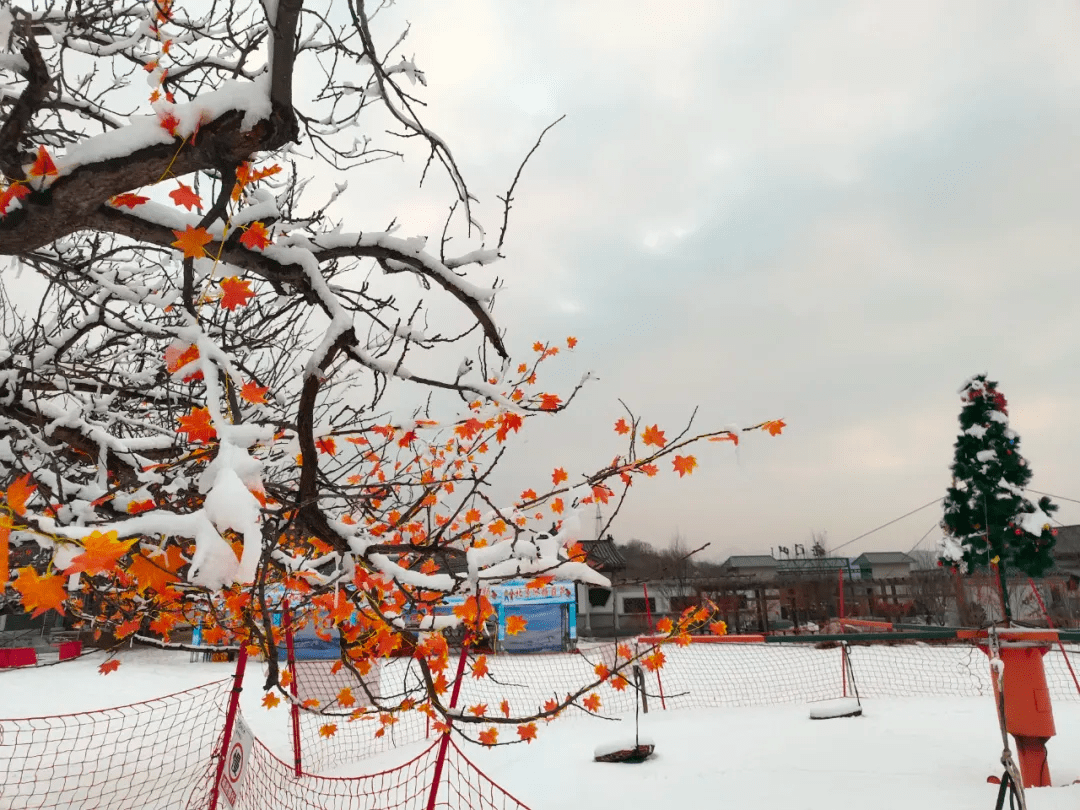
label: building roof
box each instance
[852,552,915,565]
[581,537,627,572]
[1052,525,1080,558]
[721,555,778,568]
[776,557,851,574]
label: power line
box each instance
[906,518,942,556]
[830,496,945,555]
[1026,488,1080,507]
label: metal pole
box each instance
[838,568,847,697]
[208,646,248,810]
[283,599,302,778]
[1028,578,1080,697]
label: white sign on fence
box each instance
[219,712,253,809]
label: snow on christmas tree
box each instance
[940,375,1058,580]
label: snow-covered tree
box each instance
[0,1,783,740]
[940,375,1058,589]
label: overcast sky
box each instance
[344,1,1080,563]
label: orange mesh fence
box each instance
[0,680,229,810]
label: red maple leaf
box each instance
[0,182,31,217]
[582,693,601,713]
[239,380,269,404]
[672,455,697,477]
[478,728,499,746]
[98,659,121,675]
[315,436,337,455]
[177,407,217,443]
[219,277,254,310]
[239,221,271,250]
[552,467,568,485]
[168,182,202,212]
[27,146,58,182]
[517,723,538,743]
[538,393,561,411]
[614,418,631,435]
[110,193,149,209]
[158,111,181,136]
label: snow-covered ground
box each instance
[2,647,1079,809]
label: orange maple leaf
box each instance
[478,727,499,746]
[319,724,338,738]
[12,566,67,618]
[164,342,201,382]
[641,424,666,448]
[762,419,786,436]
[177,407,217,443]
[672,455,697,477]
[129,551,179,595]
[614,418,631,435]
[566,336,578,349]
[517,722,538,743]
[471,655,489,679]
[611,674,629,691]
[710,620,728,636]
[656,617,674,634]
[27,146,58,181]
[526,575,553,590]
[239,221,271,250]
[169,182,202,211]
[539,393,561,411]
[594,663,610,681]
[109,193,149,209]
[262,692,281,709]
[280,669,293,687]
[7,473,37,516]
[98,659,121,675]
[468,703,488,717]
[519,488,537,502]
[315,436,337,455]
[583,693,601,713]
[171,226,212,260]
[552,467,568,486]
[64,530,136,576]
[500,700,510,718]
[127,499,155,514]
[532,341,545,353]
[0,514,9,587]
[551,497,564,514]
[336,687,356,708]
[114,618,141,639]
[219,276,254,310]
[239,380,269,404]
[505,614,528,636]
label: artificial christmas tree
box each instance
[940,375,1058,617]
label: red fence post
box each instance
[283,599,303,777]
[641,583,667,709]
[208,646,248,810]
[426,640,471,810]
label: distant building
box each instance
[719,555,779,581]
[1051,525,1080,579]
[852,552,915,580]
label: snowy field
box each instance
[2,647,1079,809]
